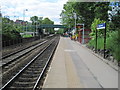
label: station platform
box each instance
[43,37,118,88]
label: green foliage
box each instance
[106,30,120,61]
[42,18,54,24]
[111,10,120,29]
[2,17,22,41]
[30,16,54,34]
[60,2,75,28]
[60,2,110,29]
[42,18,54,34]
[88,37,104,49]
[57,29,64,34]
[30,16,39,25]
[94,2,110,21]
[22,34,33,38]
[73,2,96,28]
[88,30,120,62]
[90,18,106,38]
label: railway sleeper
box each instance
[21,73,40,78]
[28,66,43,69]
[18,76,38,81]
[19,77,38,80]
[23,71,41,75]
[10,86,33,89]
[14,78,37,83]
[10,82,35,88]
[27,67,42,71]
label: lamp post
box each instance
[23,9,28,33]
[74,13,77,33]
[36,21,37,36]
[34,21,38,36]
[82,24,85,44]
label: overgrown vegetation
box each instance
[2,15,55,43]
[107,31,120,61]
[88,30,119,61]
[60,2,120,62]
[2,17,22,41]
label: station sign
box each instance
[97,23,105,29]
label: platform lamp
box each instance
[23,9,28,34]
[73,13,77,33]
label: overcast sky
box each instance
[1,0,68,24]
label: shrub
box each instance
[107,30,120,62]
[88,30,120,62]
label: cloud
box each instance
[1,0,68,24]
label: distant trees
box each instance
[2,14,55,42]
[2,17,22,41]
[30,16,54,34]
[42,17,54,34]
[57,29,64,34]
[42,18,54,24]
[30,16,54,25]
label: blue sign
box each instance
[97,23,106,29]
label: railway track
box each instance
[1,40,48,67]
[1,36,59,89]
[2,35,56,68]
[2,36,55,85]
[2,34,55,59]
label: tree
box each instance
[111,8,120,29]
[94,2,110,21]
[30,16,38,24]
[30,16,55,34]
[60,2,110,29]
[73,2,96,28]
[38,17,43,24]
[42,18,54,24]
[90,18,106,38]
[42,17,54,34]
[60,2,75,28]
[2,17,22,41]
[57,28,64,34]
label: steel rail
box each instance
[2,40,44,59]
[1,40,48,67]
[33,37,59,90]
[1,39,55,90]
[2,34,55,59]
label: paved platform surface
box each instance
[43,37,118,88]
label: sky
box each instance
[1,0,68,24]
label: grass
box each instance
[22,34,33,38]
[88,37,104,49]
